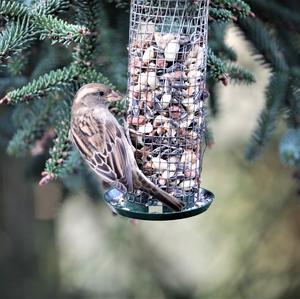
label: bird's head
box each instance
[73,83,122,109]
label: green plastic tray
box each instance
[104,187,214,221]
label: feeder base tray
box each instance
[104,187,214,221]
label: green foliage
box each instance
[0,0,28,18]
[209,7,234,23]
[238,18,288,72]
[209,23,237,61]
[108,0,300,171]
[7,100,53,156]
[73,0,102,65]
[246,73,289,160]
[0,0,299,190]
[236,4,300,161]
[43,101,72,181]
[207,48,255,84]
[32,0,70,15]
[250,0,300,32]
[0,0,122,188]
[226,64,255,84]
[0,17,34,61]
[2,65,80,103]
[210,0,251,19]
[7,54,28,75]
[36,15,90,46]
[287,88,300,126]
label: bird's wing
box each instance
[71,109,134,192]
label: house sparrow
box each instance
[70,83,185,211]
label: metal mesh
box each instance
[126,0,210,210]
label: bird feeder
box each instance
[105,0,214,220]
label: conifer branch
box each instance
[246,73,289,160]
[209,8,234,22]
[58,149,83,178]
[0,17,35,61]
[40,101,74,185]
[207,49,255,85]
[226,64,255,84]
[238,18,288,72]
[286,87,300,127]
[210,0,252,19]
[35,15,90,45]
[32,0,70,15]
[207,49,228,84]
[0,64,80,104]
[0,0,28,19]
[73,0,101,65]
[207,79,219,116]
[7,100,53,156]
[7,54,28,75]
[250,0,300,33]
[209,23,238,61]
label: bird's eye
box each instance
[99,91,105,96]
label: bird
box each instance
[70,83,185,212]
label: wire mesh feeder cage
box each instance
[105,0,214,220]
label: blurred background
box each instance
[0,20,300,299]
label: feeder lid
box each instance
[104,187,214,221]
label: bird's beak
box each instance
[106,89,123,102]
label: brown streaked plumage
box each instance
[70,83,185,211]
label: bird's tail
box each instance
[134,170,185,212]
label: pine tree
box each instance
[0,0,299,193]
